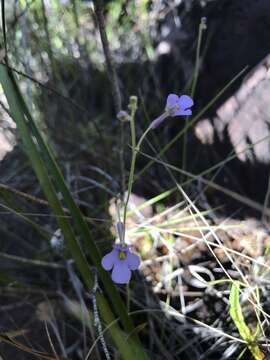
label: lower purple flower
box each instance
[101,244,140,284]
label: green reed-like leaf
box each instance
[6,64,136,333]
[229,282,264,360]
[0,64,147,359]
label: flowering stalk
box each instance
[122,96,138,240]
[102,93,194,284]
[122,99,167,234]
[123,94,194,240]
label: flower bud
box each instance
[117,110,131,122]
[128,95,138,111]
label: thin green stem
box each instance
[137,125,153,149]
[123,104,137,239]
[122,105,173,237]
[190,17,207,98]
[182,17,207,175]
[122,98,159,240]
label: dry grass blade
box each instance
[0,332,69,360]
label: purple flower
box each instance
[101,244,140,284]
[166,94,194,116]
[150,93,194,129]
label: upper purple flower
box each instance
[166,94,194,116]
[101,244,140,284]
[150,93,194,129]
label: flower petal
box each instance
[101,249,118,271]
[173,108,192,116]
[111,262,131,284]
[166,94,179,109]
[178,95,194,110]
[126,251,140,270]
[183,109,192,115]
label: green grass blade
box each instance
[126,188,174,217]
[4,65,138,337]
[0,64,95,288]
[0,64,148,359]
[229,282,264,360]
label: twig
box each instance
[92,0,122,113]
[0,252,65,269]
[92,0,125,198]
[41,0,57,81]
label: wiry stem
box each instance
[92,0,125,199]
[122,99,166,240]
[122,99,137,240]
[182,17,207,175]
[93,0,122,113]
